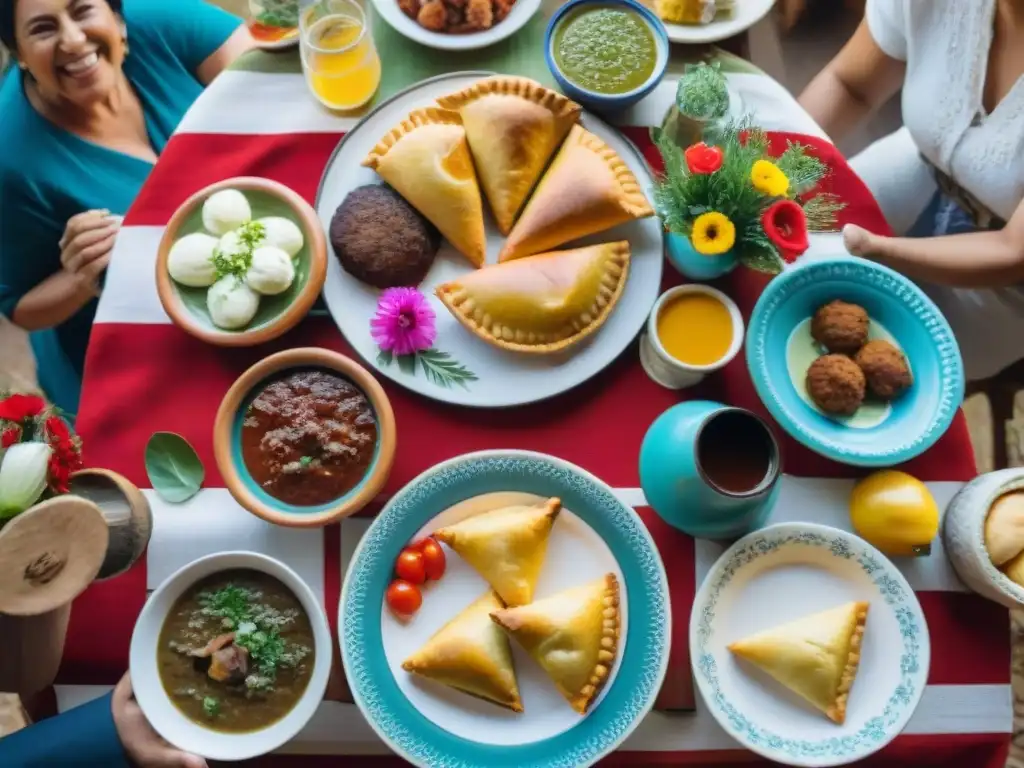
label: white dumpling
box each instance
[207,276,259,330]
[217,230,247,260]
[202,190,251,236]
[256,217,304,258]
[245,246,295,296]
[167,233,218,287]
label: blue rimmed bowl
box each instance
[545,0,669,113]
[213,348,396,527]
[340,450,671,768]
[746,256,965,468]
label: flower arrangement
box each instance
[371,287,477,389]
[653,121,845,274]
[0,393,83,522]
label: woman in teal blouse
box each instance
[0,0,251,415]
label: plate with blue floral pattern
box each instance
[746,256,964,467]
[340,451,671,767]
[690,523,929,767]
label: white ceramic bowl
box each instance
[369,0,542,50]
[943,468,1024,609]
[639,284,745,390]
[129,552,332,761]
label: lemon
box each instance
[849,470,939,556]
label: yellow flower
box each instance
[751,160,789,197]
[690,212,736,256]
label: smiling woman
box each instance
[0,0,253,416]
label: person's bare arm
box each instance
[11,269,101,330]
[843,199,1024,288]
[196,26,256,85]
[798,20,905,142]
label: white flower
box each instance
[0,442,52,519]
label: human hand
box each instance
[59,210,120,289]
[842,223,883,259]
[112,673,208,768]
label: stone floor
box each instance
[1,1,1022,761]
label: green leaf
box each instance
[416,349,478,390]
[397,354,417,376]
[376,349,393,366]
[145,432,204,503]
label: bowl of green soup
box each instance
[546,0,668,112]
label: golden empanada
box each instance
[491,573,620,715]
[402,590,522,711]
[728,602,869,725]
[437,76,581,236]
[362,108,486,267]
[434,498,560,607]
[436,242,630,354]
[498,125,653,263]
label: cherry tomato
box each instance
[386,580,422,616]
[395,548,427,584]
[420,538,446,581]
[409,537,432,551]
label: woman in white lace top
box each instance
[800,0,1024,382]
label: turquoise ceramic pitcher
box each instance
[639,400,781,539]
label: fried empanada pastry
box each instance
[728,602,869,725]
[498,125,653,262]
[491,573,620,714]
[437,76,581,235]
[362,108,486,267]
[436,242,630,354]
[402,590,522,711]
[434,498,560,606]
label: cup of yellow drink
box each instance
[300,0,381,111]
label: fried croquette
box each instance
[806,354,867,416]
[855,340,913,399]
[811,300,869,354]
[330,185,440,289]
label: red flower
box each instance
[45,416,71,443]
[684,142,724,175]
[762,200,810,263]
[0,394,46,422]
[1,427,20,448]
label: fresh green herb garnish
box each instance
[211,221,265,280]
[198,584,251,630]
[299,455,313,468]
[202,696,220,718]
[236,628,286,679]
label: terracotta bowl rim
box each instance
[213,348,397,528]
[155,176,328,348]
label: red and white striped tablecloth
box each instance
[58,39,1012,768]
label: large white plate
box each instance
[662,0,776,44]
[690,523,929,767]
[369,0,543,50]
[382,491,628,743]
[316,72,664,408]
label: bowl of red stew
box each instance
[213,348,397,527]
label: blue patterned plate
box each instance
[690,523,929,767]
[746,256,964,467]
[340,451,671,767]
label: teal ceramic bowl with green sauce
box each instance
[213,348,397,528]
[156,177,327,347]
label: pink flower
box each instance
[370,287,437,356]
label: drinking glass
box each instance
[300,0,381,112]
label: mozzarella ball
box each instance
[202,190,252,236]
[167,233,218,287]
[245,246,295,296]
[207,276,260,330]
[256,217,304,258]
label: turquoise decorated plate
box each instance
[691,523,929,767]
[340,451,671,767]
[746,256,964,467]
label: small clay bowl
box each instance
[69,468,152,580]
[213,348,397,527]
[156,177,327,347]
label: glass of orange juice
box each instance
[300,0,381,112]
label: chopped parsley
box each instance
[196,582,308,694]
[211,220,265,280]
[202,696,220,718]
[299,455,313,468]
